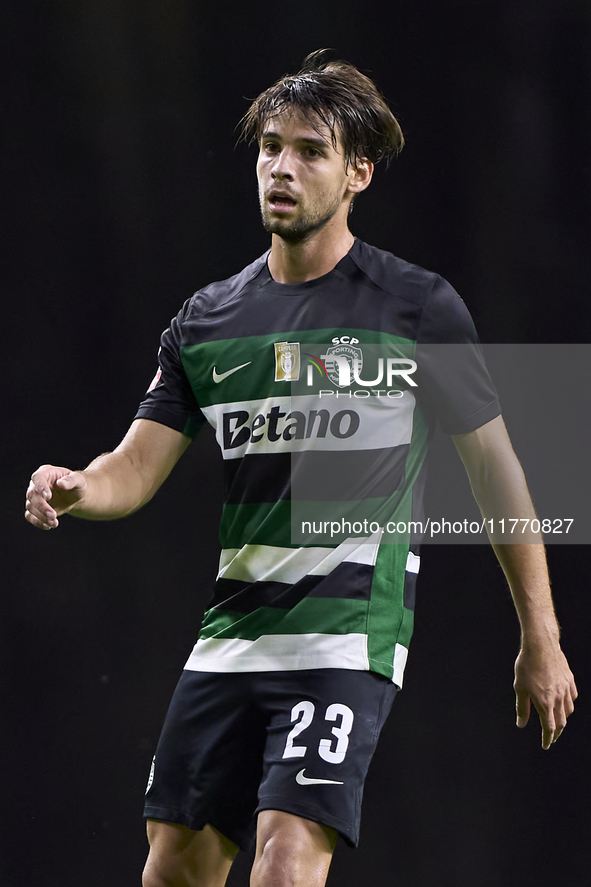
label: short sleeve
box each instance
[135,303,205,438]
[415,275,501,434]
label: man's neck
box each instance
[267,224,355,284]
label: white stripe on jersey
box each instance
[184,633,410,687]
[184,632,370,674]
[201,392,415,460]
[217,534,383,584]
[393,643,409,687]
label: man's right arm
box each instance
[25,418,191,530]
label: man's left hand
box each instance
[514,643,577,749]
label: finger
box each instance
[25,507,59,530]
[563,683,578,726]
[25,494,58,524]
[29,470,57,501]
[27,480,52,505]
[55,472,82,491]
[30,465,75,501]
[25,496,58,525]
[552,701,567,743]
[533,697,557,750]
[541,718,555,750]
[55,471,86,493]
[515,691,530,728]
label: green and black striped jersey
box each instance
[136,239,500,686]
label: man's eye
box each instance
[305,147,321,158]
[264,142,280,153]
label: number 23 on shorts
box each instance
[282,701,355,765]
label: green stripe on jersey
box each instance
[220,500,294,549]
[221,496,413,550]
[366,405,430,673]
[366,542,411,675]
[180,327,415,407]
[199,596,369,640]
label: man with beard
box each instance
[25,52,576,887]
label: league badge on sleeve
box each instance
[147,367,162,392]
[274,342,301,381]
[145,756,155,795]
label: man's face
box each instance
[257,110,356,244]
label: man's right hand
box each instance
[24,420,192,529]
[25,465,87,530]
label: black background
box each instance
[3,2,590,885]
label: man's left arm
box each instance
[453,415,578,749]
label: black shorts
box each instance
[144,668,397,850]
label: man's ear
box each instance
[347,158,374,195]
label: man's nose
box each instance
[271,149,294,181]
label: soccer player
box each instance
[25,52,576,887]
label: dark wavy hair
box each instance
[239,50,404,168]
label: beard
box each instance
[259,190,343,244]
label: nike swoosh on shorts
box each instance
[295,769,344,786]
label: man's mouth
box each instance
[268,191,297,210]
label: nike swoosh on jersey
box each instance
[212,361,252,383]
[295,769,344,786]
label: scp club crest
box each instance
[324,342,363,387]
[274,342,301,381]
